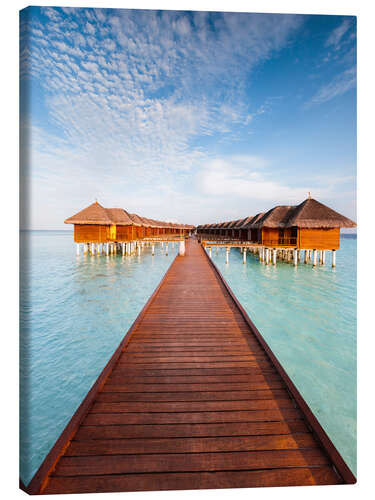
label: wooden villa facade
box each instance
[65,202,193,256]
[196,198,356,267]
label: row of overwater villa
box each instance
[65,201,194,256]
[196,197,356,267]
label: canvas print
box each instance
[20,6,357,495]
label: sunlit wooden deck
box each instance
[25,238,354,494]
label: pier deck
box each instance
[27,239,354,494]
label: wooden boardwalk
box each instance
[27,239,354,494]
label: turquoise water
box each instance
[208,237,356,475]
[20,231,178,485]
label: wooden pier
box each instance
[25,238,355,494]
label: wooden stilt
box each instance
[208,247,212,258]
[225,247,230,264]
[179,239,185,256]
[304,250,308,264]
[332,249,336,267]
[293,248,298,267]
[273,248,277,265]
[165,243,168,256]
[313,249,317,267]
[243,248,247,264]
[152,244,155,256]
[322,250,326,265]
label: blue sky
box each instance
[20,7,356,229]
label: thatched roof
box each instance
[65,202,114,225]
[65,202,194,228]
[253,206,295,229]
[105,208,134,226]
[242,213,264,229]
[285,198,357,228]
[233,217,252,229]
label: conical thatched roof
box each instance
[233,216,253,229]
[285,198,357,228]
[242,213,264,229]
[128,213,144,226]
[105,208,134,226]
[64,201,113,225]
[253,206,295,229]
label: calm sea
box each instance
[20,231,356,485]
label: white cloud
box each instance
[308,66,356,106]
[326,19,352,51]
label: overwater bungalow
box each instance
[65,201,193,256]
[197,197,356,267]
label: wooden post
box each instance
[83,243,88,255]
[208,247,212,258]
[179,239,185,256]
[298,250,301,262]
[332,249,336,268]
[265,248,269,265]
[122,243,125,256]
[273,248,277,265]
[304,250,308,264]
[293,248,298,267]
[226,247,230,264]
[152,244,155,256]
[313,249,317,267]
[165,243,168,256]
[243,248,247,264]
[322,250,326,265]
[138,244,141,256]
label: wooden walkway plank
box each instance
[27,238,355,494]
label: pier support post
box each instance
[273,249,277,265]
[226,247,230,264]
[243,248,247,264]
[122,243,125,256]
[76,243,80,256]
[91,243,95,255]
[165,243,168,256]
[293,249,298,267]
[319,250,323,265]
[208,247,212,258]
[179,239,185,256]
[265,248,269,265]
[313,249,317,267]
[152,244,155,256]
[83,243,88,255]
[138,244,141,256]
[322,250,326,265]
[304,250,308,264]
[332,249,336,268]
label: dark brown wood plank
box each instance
[53,448,330,476]
[90,399,295,413]
[44,467,342,494]
[84,408,304,425]
[96,389,289,402]
[75,420,309,440]
[66,433,317,456]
